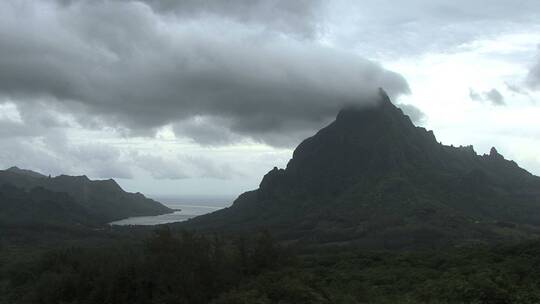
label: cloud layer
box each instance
[0,0,409,147]
[1,0,539,192]
[60,0,324,38]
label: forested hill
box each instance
[183,90,540,249]
[0,167,172,227]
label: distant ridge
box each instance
[0,167,172,226]
[183,89,540,249]
[6,166,47,179]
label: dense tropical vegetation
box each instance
[3,228,540,304]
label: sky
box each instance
[1,0,540,198]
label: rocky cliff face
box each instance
[183,90,540,249]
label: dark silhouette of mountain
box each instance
[0,183,98,226]
[0,168,172,226]
[183,89,540,248]
[6,166,47,179]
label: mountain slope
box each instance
[0,168,172,225]
[183,90,540,248]
[0,183,98,227]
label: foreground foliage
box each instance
[218,244,540,304]
[0,228,282,304]
[2,230,540,304]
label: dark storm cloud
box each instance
[135,0,323,39]
[58,0,323,39]
[172,117,242,146]
[0,121,33,138]
[0,0,409,146]
[173,114,335,147]
[0,102,70,139]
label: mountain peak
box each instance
[490,147,502,157]
[271,90,439,198]
[185,91,540,248]
[335,88,398,122]
[5,166,47,179]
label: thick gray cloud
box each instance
[135,0,323,39]
[0,132,134,179]
[172,115,332,147]
[0,99,243,180]
[469,88,506,106]
[59,0,323,39]
[172,116,243,146]
[0,0,409,147]
[0,101,72,139]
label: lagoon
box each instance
[110,199,230,226]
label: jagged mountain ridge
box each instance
[183,90,540,248]
[0,168,172,226]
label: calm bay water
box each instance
[110,197,232,226]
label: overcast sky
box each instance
[1,0,540,198]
